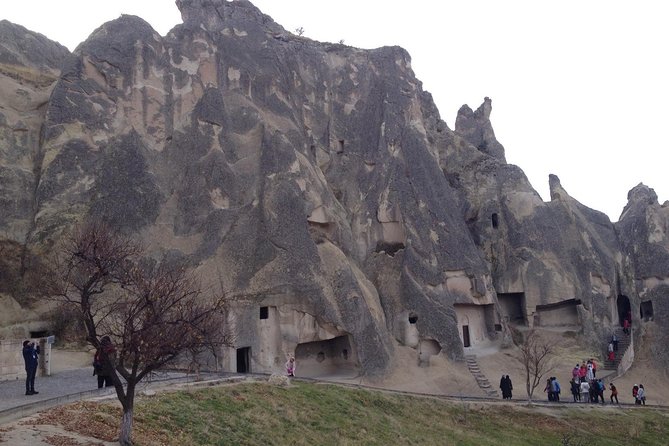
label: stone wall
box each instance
[0,338,49,381]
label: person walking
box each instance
[609,383,619,404]
[612,333,619,352]
[22,340,40,396]
[637,384,646,405]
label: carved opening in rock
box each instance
[310,144,316,158]
[337,139,345,153]
[418,339,442,367]
[497,292,526,325]
[374,241,405,257]
[294,335,358,378]
[494,323,502,331]
[308,221,334,244]
[400,311,419,348]
[259,306,269,320]
[491,213,499,229]
[462,325,471,347]
[454,304,494,347]
[617,295,631,326]
[534,299,581,327]
[640,300,654,322]
[236,347,251,373]
[29,330,48,338]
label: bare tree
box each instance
[517,329,555,403]
[47,222,232,446]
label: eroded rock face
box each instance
[0,0,667,374]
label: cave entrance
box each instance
[497,292,526,325]
[454,304,494,347]
[294,335,358,378]
[236,347,251,373]
[462,326,471,348]
[534,299,581,327]
[617,295,631,326]
[640,300,654,322]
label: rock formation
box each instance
[1,0,668,376]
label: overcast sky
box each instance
[3,1,667,222]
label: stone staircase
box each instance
[465,355,499,398]
[603,327,631,370]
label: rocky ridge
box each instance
[1,0,668,376]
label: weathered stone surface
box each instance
[1,0,668,376]
[0,21,70,242]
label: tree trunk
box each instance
[118,384,135,446]
[119,406,134,446]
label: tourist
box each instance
[607,342,615,361]
[612,333,619,352]
[633,384,639,404]
[597,379,605,404]
[637,384,646,405]
[623,318,630,335]
[500,375,513,399]
[591,358,597,378]
[93,336,115,388]
[586,361,594,381]
[551,377,561,402]
[609,383,619,404]
[578,363,587,382]
[286,356,296,377]
[572,364,580,381]
[580,380,590,403]
[22,340,40,396]
[570,378,580,402]
[544,378,553,401]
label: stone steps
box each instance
[603,328,631,370]
[465,355,499,398]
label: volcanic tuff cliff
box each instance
[1,0,669,374]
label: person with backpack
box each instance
[93,336,115,388]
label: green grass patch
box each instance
[125,382,669,445]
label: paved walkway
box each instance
[0,367,220,424]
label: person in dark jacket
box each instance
[22,340,39,395]
[93,336,116,388]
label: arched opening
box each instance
[640,300,654,322]
[491,213,499,229]
[294,335,358,378]
[617,295,631,326]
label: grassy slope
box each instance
[28,382,669,445]
[131,382,669,445]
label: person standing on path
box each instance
[609,383,619,404]
[93,336,115,388]
[637,384,646,405]
[286,356,296,377]
[22,340,40,395]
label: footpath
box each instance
[0,367,227,425]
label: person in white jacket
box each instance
[285,357,296,377]
[637,384,646,405]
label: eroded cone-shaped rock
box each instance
[11,0,500,376]
[617,183,669,366]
